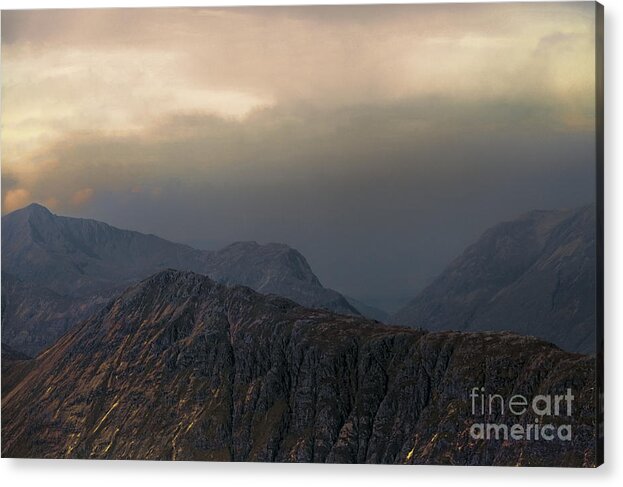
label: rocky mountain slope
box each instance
[1,343,33,397]
[1,342,30,362]
[1,204,357,355]
[2,270,596,465]
[392,206,597,353]
[1,272,107,355]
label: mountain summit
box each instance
[1,205,358,355]
[392,205,597,353]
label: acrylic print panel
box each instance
[0,2,604,466]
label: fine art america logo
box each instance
[469,387,575,441]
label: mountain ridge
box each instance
[392,205,596,353]
[1,204,358,355]
[1,269,597,465]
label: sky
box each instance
[1,3,598,309]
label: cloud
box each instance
[3,94,586,207]
[71,187,95,207]
[1,4,595,161]
[1,47,274,166]
[3,188,32,213]
[0,97,596,299]
[0,4,598,301]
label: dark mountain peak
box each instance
[2,208,359,355]
[72,269,305,359]
[126,268,301,315]
[123,268,243,307]
[216,240,314,266]
[2,202,54,226]
[22,202,53,214]
[518,207,568,219]
[114,269,221,314]
[207,241,321,288]
[220,240,304,257]
[392,205,596,353]
[139,268,207,286]
[203,240,359,315]
[223,240,260,250]
[472,207,571,252]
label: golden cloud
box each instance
[70,187,95,207]
[3,188,32,213]
[1,4,597,214]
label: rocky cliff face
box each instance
[393,206,597,353]
[2,270,596,466]
[1,204,357,355]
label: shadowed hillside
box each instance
[1,204,358,355]
[2,270,597,465]
[393,206,596,353]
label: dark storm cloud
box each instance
[1,4,597,307]
[6,98,595,303]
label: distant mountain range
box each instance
[392,205,597,353]
[1,270,596,465]
[1,203,598,356]
[1,203,359,355]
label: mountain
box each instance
[1,203,207,297]
[344,295,389,322]
[203,241,358,316]
[1,204,357,355]
[1,343,33,397]
[1,272,107,355]
[392,205,597,353]
[1,342,30,362]
[1,270,596,465]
